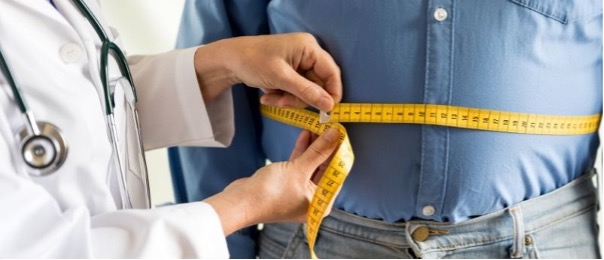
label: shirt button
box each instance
[59,43,84,64]
[422,205,436,216]
[434,8,448,22]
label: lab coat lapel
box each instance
[2,0,73,29]
[51,0,109,118]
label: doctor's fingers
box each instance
[260,91,307,109]
[261,33,341,111]
[291,128,339,179]
[260,60,337,111]
[260,70,330,109]
[297,47,342,106]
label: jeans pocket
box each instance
[508,0,602,24]
[259,223,305,259]
[528,206,599,258]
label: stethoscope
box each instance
[0,0,151,209]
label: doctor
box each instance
[0,0,342,258]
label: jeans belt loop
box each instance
[509,206,525,258]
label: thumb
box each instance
[292,128,339,177]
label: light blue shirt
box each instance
[169,0,602,256]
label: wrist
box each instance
[203,186,259,236]
[193,42,239,103]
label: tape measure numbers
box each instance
[320,103,601,135]
[260,103,600,259]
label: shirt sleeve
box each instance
[127,47,235,150]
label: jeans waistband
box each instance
[321,170,597,252]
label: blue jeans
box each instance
[259,171,599,258]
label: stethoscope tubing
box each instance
[0,46,41,137]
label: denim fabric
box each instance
[260,171,599,258]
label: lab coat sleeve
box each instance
[90,202,229,258]
[127,47,234,150]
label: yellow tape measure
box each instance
[320,103,601,135]
[260,104,354,259]
[260,103,600,258]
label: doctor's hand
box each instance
[204,129,339,236]
[194,33,342,111]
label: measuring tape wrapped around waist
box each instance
[260,103,601,258]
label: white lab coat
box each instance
[0,0,235,258]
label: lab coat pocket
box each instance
[508,0,602,24]
[111,78,150,209]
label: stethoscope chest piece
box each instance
[19,122,68,177]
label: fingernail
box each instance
[319,96,334,111]
[323,128,338,142]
